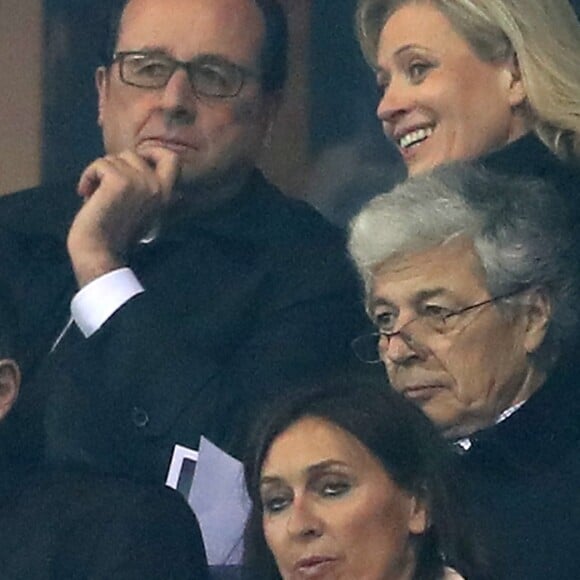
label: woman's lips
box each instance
[398,126,434,150]
[294,556,338,578]
[391,124,435,163]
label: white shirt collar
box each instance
[454,400,527,452]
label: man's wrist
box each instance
[70,251,126,289]
[71,268,145,337]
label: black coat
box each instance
[481,133,580,225]
[0,465,208,579]
[0,171,370,482]
[451,362,580,579]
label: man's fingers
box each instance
[137,147,181,198]
[78,159,110,198]
[77,148,180,205]
[155,152,181,198]
[78,156,139,197]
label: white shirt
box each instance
[71,267,144,337]
[455,400,527,452]
[444,567,465,580]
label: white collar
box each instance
[454,400,527,452]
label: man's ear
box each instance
[408,494,429,535]
[260,91,282,147]
[0,359,20,422]
[522,289,551,355]
[95,66,109,127]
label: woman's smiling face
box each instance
[375,1,528,175]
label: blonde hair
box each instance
[356,0,580,161]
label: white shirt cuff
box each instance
[71,267,145,337]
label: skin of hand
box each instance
[67,145,180,288]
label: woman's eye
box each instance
[262,494,290,514]
[408,62,431,82]
[319,479,351,498]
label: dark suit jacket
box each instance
[0,171,371,482]
[0,464,208,579]
[451,361,580,579]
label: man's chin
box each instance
[417,401,467,439]
[170,165,246,214]
[438,415,487,441]
[182,159,252,190]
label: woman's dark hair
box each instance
[101,0,288,93]
[243,375,490,579]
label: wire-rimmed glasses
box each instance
[351,290,521,363]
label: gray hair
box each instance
[348,163,578,367]
[356,0,580,161]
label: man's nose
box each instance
[380,321,425,365]
[286,497,323,540]
[381,332,418,365]
[160,68,197,111]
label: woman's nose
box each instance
[286,497,324,540]
[376,76,413,126]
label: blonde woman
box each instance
[355,0,580,190]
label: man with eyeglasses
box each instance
[0,0,368,484]
[349,164,580,580]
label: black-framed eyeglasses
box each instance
[112,51,259,98]
[351,290,522,363]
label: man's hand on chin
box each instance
[67,147,180,288]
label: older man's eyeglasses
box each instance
[112,51,259,98]
[352,290,521,363]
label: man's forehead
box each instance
[370,239,487,302]
[118,0,265,65]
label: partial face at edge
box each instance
[260,416,427,580]
[375,2,528,175]
[0,359,20,422]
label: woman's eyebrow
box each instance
[261,459,349,485]
[259,475,283,488]
[306,459,349,476]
